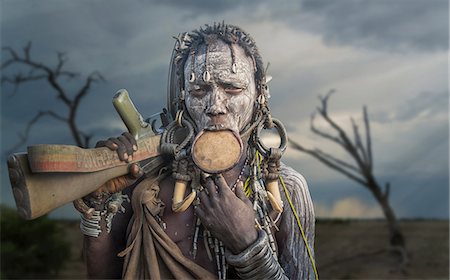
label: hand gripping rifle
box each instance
[7,89,164,220]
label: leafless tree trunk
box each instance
[289,90,405,248]
[1,42,104,151]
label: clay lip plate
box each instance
[191,129,243,174]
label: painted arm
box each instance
[277,163,316,280]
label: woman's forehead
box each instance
[184,40,255,73]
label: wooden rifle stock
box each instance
[7,89,162,220]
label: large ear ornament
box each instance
[256,118,287,213]
[172,183,196,212]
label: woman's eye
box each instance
[224,87,243,94]
[189,87,206,96]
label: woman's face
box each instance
[184,40,257,134]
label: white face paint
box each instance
[184,40,257,134]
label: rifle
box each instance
[7,89,164,220]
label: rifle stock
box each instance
[8,153,130,220]
[7,89,162,220]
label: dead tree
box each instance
[1,42,104,151]
[289,90,405,249]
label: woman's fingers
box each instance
[118,135,133,161]
[129,163,143,179]
[123,132,138,151]
[95,132,137,162]
[214,174,232,197]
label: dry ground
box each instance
[315,219,448,279]
[57,219,449,279]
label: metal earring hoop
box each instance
[175,110,184,127]
[256,118,287,158]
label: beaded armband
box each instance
[79,192,129,237]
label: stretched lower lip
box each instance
[205,124,226,131]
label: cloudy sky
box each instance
[1,0,448,219]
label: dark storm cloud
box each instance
[285,139,449,219]
[1,0,448,219]
[1,60,170,153]
[390,173,449,219]
[151,0,260,15]
[387,122,448,176]
[371,91,448,123]
[299,0,449,52]
[172,0,448,53]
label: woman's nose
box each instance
[205,86,226,116]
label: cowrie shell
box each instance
[189,73,195,82]
[203,71,211,82]
[232,63,237,74]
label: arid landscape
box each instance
[56,219,448,279]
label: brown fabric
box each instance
[118,174,216,280]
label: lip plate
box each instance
[191,129,243,174]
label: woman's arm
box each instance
[83,185,134,279]
[276,163,316,280]
[78,132,139,278]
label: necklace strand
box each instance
[231,158,249,192]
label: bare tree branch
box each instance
[74,71,105,106]
[2,42,103,150]
[310,112,343,145]
[2,74,44,97]
[316,93,367,172]
[1,46,18,60]
[363,105,373,168]
[2,43,75,106]
[350,117,369,168]
[79,131,93,148]
[66,71,105,147]
[314,148,361,174]
[1,59,15,69]
[289,137,368,186]
[24,41,32,61]
[290,91,405,250]
[5,111,67,154]
[55,52,66,74]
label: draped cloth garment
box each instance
[118,175,216,280]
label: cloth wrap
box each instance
[118,174,216,280]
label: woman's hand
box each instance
[96,132,137,162]
[92,132,142,195]
[74,132,142,215]
[195,174,258,254]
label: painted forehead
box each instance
[183,40,255,85]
